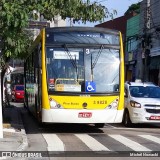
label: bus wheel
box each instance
[94,123,105,128]
[123,110,132,127]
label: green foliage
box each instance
[124,2,140,16]
[0,0,111,65]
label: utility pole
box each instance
[143,0,151,82]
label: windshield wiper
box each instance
[92,45,104,69]
[64,44,77,68]
[91,45,104,81]
[63,44,78,81]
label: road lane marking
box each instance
[108,134,152,151]
[139,135,160,144]
[105,124,117,128]
[3,128,15,132]
[75,134,110,151]
[42,134,65,151]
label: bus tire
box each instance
[94,123,105,128]
[123,110,132,127]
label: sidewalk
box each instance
[0,104,28,152]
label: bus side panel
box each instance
[41,29,50,110]
[118,32,124,111]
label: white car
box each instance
[123,81,160,127]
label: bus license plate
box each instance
[78,112,92,118]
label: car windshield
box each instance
[129,86,160,98]
[15,86,24,91]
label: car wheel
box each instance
[123,110,132,127]
[94,123,105,128]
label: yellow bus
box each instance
[24,27,124,128]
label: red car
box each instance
[12,85,24,102]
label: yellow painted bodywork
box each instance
[41,29,50,110]
[118,32,124,110]
[41,29,124,111]
[49,95,119,109]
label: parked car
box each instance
[11,85,24,102]
[122,81,160,127]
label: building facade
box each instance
[125,14,141,82]
[139,0,160,85]
[95,13,135,42]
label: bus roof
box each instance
[45,27,120,35]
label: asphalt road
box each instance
[13,102,160,160]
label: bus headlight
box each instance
[50,100,57,108]
[107,98,119,109]
[49,98,63,109]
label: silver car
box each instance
[123,81,160,127]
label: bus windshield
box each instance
[46,46,120,93]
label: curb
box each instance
[3,106,29,151]
[16,129,28,151]
[16,108,28,151]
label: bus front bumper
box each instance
[42,108,124,123]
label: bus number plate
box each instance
[78,112,92,118]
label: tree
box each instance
[124,2,140,16]
[0,0,112,62]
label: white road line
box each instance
[105,124,117,128]
[139,135,160,144]
[108,134,152,151]
[3,128,15,132]
[75,134,110,151]
[42,134,65,151]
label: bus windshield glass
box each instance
[46,46,120,93]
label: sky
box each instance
[68,0,142,27]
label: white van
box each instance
[123,81,160,127]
